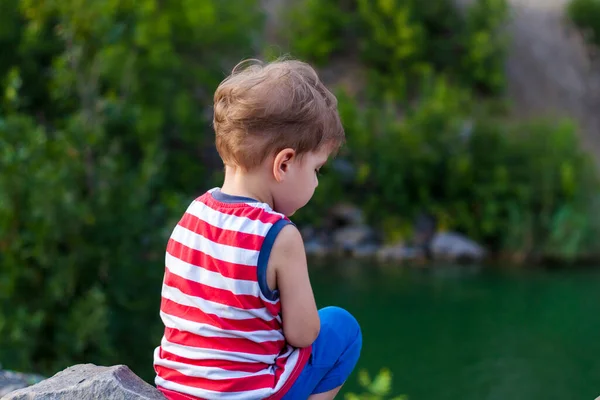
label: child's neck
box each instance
[220,165,274,208]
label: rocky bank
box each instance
[301,202,486,265]
[1,364,165,400]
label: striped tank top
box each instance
[153,188,311,400]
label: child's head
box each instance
[213,58,345,215]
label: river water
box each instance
[309,259,600,400]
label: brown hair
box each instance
[213,58,345,169]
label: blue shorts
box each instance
[282,307,362,399]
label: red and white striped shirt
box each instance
[153,188,311,400]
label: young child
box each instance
[153,59,362,400]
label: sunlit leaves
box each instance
[345,368,409,400]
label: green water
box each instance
[309,260,600,400]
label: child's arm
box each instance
[269,224,320,348]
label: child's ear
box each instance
[272,148,296,182]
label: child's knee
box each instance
[319,306,362,347]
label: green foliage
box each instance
[345,368,408,400]
[282,0,353,65]
[0,114,115,370]
[459,0,509,94]
[284,0,509,97]
[567,0,600,46]
[0,0,262,379]
[327,79,599,259]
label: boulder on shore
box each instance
[3,364,165,400]
[0,370,45,397]
[332,224,377,252]
[376,243,426,263]
[429,231,486,262]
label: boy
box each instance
[153,58,362,400]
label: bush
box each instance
[0,0,263,379]
[458,0,509,94]
[567,0,600,46]
[310,80,599,259]
[1,114,119,372]
[284,0,508,97]
[281,0,354,65]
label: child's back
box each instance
[154,189,309,399]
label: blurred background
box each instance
[1,0,600,398]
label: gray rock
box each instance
[351,244,379,258]
[0,370,45,397]
[3,364,165,400]
[332,224,376,251]
[377,244,425,262]
[429,232,486,262]
[304,239,331,257]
